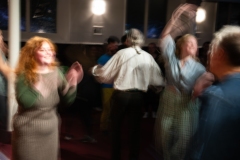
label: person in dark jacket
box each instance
[185,25,240,160]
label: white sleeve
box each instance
[93,51,123,84]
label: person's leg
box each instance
[77,98,96,142]
[171,96,200,160]
[143,90,150,118]
[0,95,7,130]
[100,88,114,133]
[76,76,98,142]
[110,91,129,160]
[155,89,175,160]
[127,92,145,160]
[151,91,160,118]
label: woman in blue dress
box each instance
[154,4,212,160]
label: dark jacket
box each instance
[186,73,240,160]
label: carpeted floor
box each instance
[0,107,162,160]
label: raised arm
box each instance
[0,51,13,80]
[0,31,12,79]
[160,3,198,40]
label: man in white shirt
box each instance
[90,28,165,160]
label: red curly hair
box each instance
[15,36,59,85]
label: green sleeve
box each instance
[15,75,39,109]
[58,69,77,106]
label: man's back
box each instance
[98,46,164,91]
[187,73,240,160]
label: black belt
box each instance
[117,89,145,93]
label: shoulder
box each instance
[201,80,240,108]
[15,74,31,94]
[141,50,155,60]
[189,59,206,75]
[199,86,229,115]
[98,54,109,59]
[202,85,222,98]
[97,54,109,64]
[117,47,132,53]
[114,47,151,59]
[113,47,133,58]
[56,67,65,80]
[16,73,26,84]
[195,60,205,70]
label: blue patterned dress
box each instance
[155,35,205,160]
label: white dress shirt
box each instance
[92,46,165,92]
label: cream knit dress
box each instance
[12,68,76,160]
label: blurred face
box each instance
[148,44,156,54]
[35,42,55,66]
[125,39,130,47]
[107,42,119,55]
[182,36,198,56]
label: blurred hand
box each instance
[193,72,215,98]
[172,3,198,21]
[167,3,198,37]
[66,61,83,86]
[149,85,164,94]
[89,65,102,76]
[88,67,93,75]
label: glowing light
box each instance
[196,8,206,23]
[91,0,106,15]
[38,29,45,33]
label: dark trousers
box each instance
[0,95,7,130]
[110,90,145,160]
[144,89,159,112]
[78,100,93,136]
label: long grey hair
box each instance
[126,28,145,54]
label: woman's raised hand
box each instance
[66,61,84,87]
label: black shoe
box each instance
[80,135,97,143]
[64,135,73,140]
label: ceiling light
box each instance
[196,8,206,23]
[91,0,106,15]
